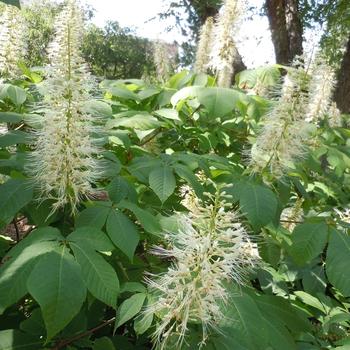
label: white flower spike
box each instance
[194,17,214,74]
[145,185,259,349]
[31,0,100,212]
[0,4,27,78]
[209,0,242,87]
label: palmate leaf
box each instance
[70,242,119,308]
[27,246,87,341]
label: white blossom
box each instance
[306,60,336,123]
[145,186,259,349]
[209,0,243,87]
[153,40,175,83]
[31,0,100,212]
[250,66,312,178]
[0,4,27,78]
[328,102,342,128]
[194,17,214,74]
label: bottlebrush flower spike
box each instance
[145,185,259,349]
[209,0,242,87]
[153,40,173,82]
[250,64,312,178]
[194,17,214,74]
[328,102,342,127]
[306,60,336,123]
[0,4,27,78]
[31,0,100,212]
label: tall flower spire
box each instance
[250,64,311,178]
[145,185,259,349]
[0,4,27,78]
[194,17,214,74]
[31,0,99,212]
[306,59,336,123]
[153,40,174,83]
[209,0,242,87]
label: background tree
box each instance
[81,21,156,79]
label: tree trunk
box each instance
[334,36,350,113]
[265,0,303,64]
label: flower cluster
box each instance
[250,64,312,178]
[31,0,99,212]
[153,40,175,83]
[209,0,242,87]
[306,59,337,123]
[145,185,259,349]
[0,4,27,78]
[328,102,342,127]
[194,17,214,74]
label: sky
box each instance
[82,0,276,68]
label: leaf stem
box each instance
[51,317,116,350]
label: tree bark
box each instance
[334,36,350,113]
[265,0,303,64]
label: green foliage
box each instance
[0,62,350,349]
[81,22,156,79]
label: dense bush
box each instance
[0,0,350,349]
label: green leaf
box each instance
[0,112,23,123]
[71,242,119,308]
[255,295,311,332]
[294,291,328,313]
[237,183,278,230]
[171,87,248,118]
[134,310,153,335]
[84,100,113,118]
[119,201,162,235]
[149,166,176,203]
[326,229,350,297]
[0,330,43,350]
[27,247,87,341]
[107,114,162,131]
[107,177,130,204]
[222,293,268,350]
[174,164,204,197]
[106,210,140,261]
[115,293,146,329]
[289,222,328,266]
[120,282,147,294]
[0,179,34,223]
[68,227,114,252]
[75,206,111,229]
[0,131,31,148]
[108,86,140,101]
[93,337,116,350]
[2,85,26,105]
[0,241,58,314]
[154,108,180,121]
